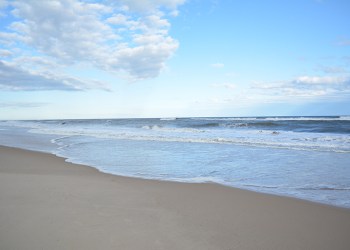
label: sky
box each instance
[0,0,350,119]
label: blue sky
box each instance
[0,0,350,119]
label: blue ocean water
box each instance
[1,116,350,208]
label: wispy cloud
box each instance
[316,65,348,74]
[0,61,110,91]
[0,101,47,108]
[252,75,350,100]
[337,39,350,46]
[202,73,350,109]
[0,0,8,17]
[0,49,11,57]
[293,75,349,85]
[210,83,236,90]
[117,0,186,12]
[211,63,224,68]
[0,0,184,91]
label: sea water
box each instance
[1,116,349,208]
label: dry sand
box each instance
[1,145,350,250]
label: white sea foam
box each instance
[142,124,203,133]
[160,117,177,121]
[20,123,349,153]
[1,118,350,208]
[190,116,350,121]
[262,117,349,121]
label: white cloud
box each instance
[8,0,117,62]
[0,0,184,91]
[316,65,348,74]
[107,13,129,25]
[0,0,8,16]
[251,81,285,90]
[0,61,109,91]
[252,75,350,100]
[294,75,349,85]
[0,0,7,7]
[13,56,60,69]
[0,49,11,57]
[118,0,186,12]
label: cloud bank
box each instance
[0,61,109,91]
[252,75,350,100]
[0,0,184,91]
[0,101,47,108]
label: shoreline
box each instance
[9,144,350,210]
[5,144,349,210]
[51,155,350,211]
[1,145,350,249]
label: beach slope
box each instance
[1,146,350,250]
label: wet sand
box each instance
[1,146,350,250]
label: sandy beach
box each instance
[1,146,350,249]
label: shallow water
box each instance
[1,117,350,208]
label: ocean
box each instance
[1,116,350,208]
